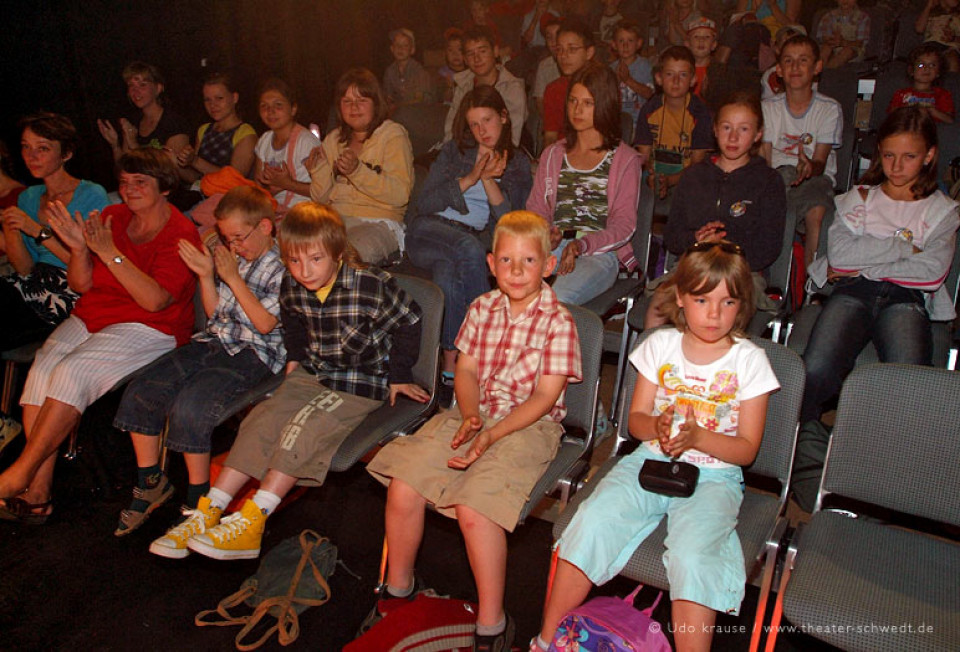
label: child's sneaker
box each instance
[187,498,267,560]
[357,574,427,635]
[148,496,223,559]
[0,416,23,455]
[474,612,515,652]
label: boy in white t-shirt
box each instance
[761,34,842,266]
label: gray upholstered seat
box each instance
[767,363,960,651]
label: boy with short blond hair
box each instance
[633,45,714,204]
[383,27,434,109]
[365,210,583,651]
[761,34,842,266]
[114,185,286,539]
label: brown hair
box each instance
[778,34,820,63]
[19,112,79,158]
[564,63,621,151]
[908,44,945,84]
[715,90,764,155]
[557,17,596,49]
[859,107,940,199]
[122,61,167,106]
[452,85,514,155]
[335,68,388,144]
[658,45,696,70]
[118,147,179,192]
[659,241,755,338]
[492,210,552,258]
[214,186,275,226]
[259,78,297,106]
[278,202,364,268]
[613,19,643,40]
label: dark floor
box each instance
[0,390,834,652]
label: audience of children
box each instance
[800,107,959,424]
[528,63,642,305]
[406,86,532,403]
[383,28,436,110]
[543,18,597,147]
[814,0,871,69]
[155,202,428,561]
[367,210,582,652]
[112,186,286,541]
[761,34,842,267]
[915,0,960,72]
[444,25,527,146]
[634,45,715,207]
[253,78,321,219]
[307,68,415,267]
[532,241,779,652]
[6,5,960,648]
[889,44,956,124]
[646,91,787,328]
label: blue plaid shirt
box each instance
[280,264,421,400]
[194,243,286,374]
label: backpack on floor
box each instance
[195,529,337,651]
[548,584,671,652]
[345,592,477,652]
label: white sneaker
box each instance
[0,417,23,455]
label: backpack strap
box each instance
[624,583,664,616]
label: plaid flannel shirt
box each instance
[195,243,286,374]
[280,264,421,400]
[456,282,582,422]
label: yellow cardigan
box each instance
[308,119,414,223]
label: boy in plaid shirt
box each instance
[150,201,428,561]
[113,186,285,540]
[365,211,582,651]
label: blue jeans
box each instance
[406,215,492,350]
[800,277,932,422]
[550,239,620,305]
[113,340,275,453]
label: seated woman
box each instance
[0,149,202,523]
[1,113,109,351]
[307,68,414,266]
[406,85,532,385]
[526,63,642,305]
[97,61,189,165]
[801,107,960,424]
[176,72,258,181]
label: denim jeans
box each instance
[113,340,274,453]
[800,277,932,423]
[406,215,492,350]
[550,239,620,305]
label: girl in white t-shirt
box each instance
[253,79,320,219]
[532,242,780,652]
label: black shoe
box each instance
[356,574,427,636]
[474,613,515,652]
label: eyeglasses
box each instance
[340,97,373,108]
[557,45,584,56]
[685,241,744,256]
[915,62,938,69]
[219,225,258,248]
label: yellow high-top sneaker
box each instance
[187,498,267,560]
[149,496,224,559]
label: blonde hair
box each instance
[277,202,364,268]
[214,186,274,227]
[659,242,755,338]
[492,210,552,258]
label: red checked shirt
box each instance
[455,282,582,422]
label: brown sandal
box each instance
[0,496,53,525]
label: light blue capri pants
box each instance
[557,445,746,614]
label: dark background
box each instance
[2,0,462,191]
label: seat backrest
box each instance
[392,274,443,397]
[390,103,447,159]
[819,66,860,191]
[614,333,803,492]
[863,5,891,62]
[561,304,604,446]
[893,11,924,61]
[765,188,800,306]
[632,179,656,281]
[819,363,960,526]
[868,60,908,131]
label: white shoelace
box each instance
[208,511,250,542]
[168,507,211,539]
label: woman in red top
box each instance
[0,149,201,523]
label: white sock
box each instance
[252,489,282,515]
[207,487,232,511]
[476,615,506,636]
[535,634,550,650]
[386,575,415,598]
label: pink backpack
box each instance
[549,584,672,652]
